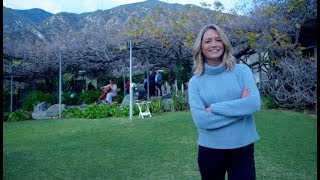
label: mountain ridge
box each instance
[3,0,202,44]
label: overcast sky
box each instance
[3,0,241,14]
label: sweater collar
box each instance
[204,62,226,75]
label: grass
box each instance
[254,110,317,180]
[3,109,317,180]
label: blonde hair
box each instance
[192,24,235,75]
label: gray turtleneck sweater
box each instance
[188,63,261,149]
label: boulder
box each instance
[45,104,66,118]
[32,102,49,120]
[33,102,48,112]
[32,111,47,120]
[120,94,138,109]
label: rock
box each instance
[120,94,138,109]
[32,111,47,120]
[32,102,49,120]
[33,102,47,112]
[45,104,66,118]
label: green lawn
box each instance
[3,110,317,180]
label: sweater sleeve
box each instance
[209,65,261,116]
[188,76,242,130]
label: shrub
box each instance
[22,91,55,111]
[150,99,162,113]
[62,106,83,118]
[120,105,139,117]
[82,104,108,119]
[79,90,101,104]
[113,94,124,104]
[172,92,189,111]
[261,94,277,109]
[7,110,30,122]
[61,102,140,119]
[162,99,174,112]
[62,92,80,106]
[105,103,122,117]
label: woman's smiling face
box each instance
[201,29,225,66]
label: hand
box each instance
[205,107,211,113]
[241,88,250,98]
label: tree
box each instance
[233,0,317,111]
[3,0,316,111]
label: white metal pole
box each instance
[181,83,184,94]
[175,79,178,93]
[59,52,62,119]
[146,57,150,100]
[129,40,133,122]
[9,66,13,112]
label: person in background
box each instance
[155,70,162,96]
[125,80,130,95]
[143,75,148,92]
[100,79,118,103]
[148,71,156,96]
[87,82,96,91]
[188,23,261,180]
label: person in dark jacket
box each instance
[87,82,96,91]
[148,71,156,96]
[155,70,162,96]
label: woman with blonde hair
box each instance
[193,23,235,74]
[188,23,261,180]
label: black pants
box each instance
[198,143,256,180]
